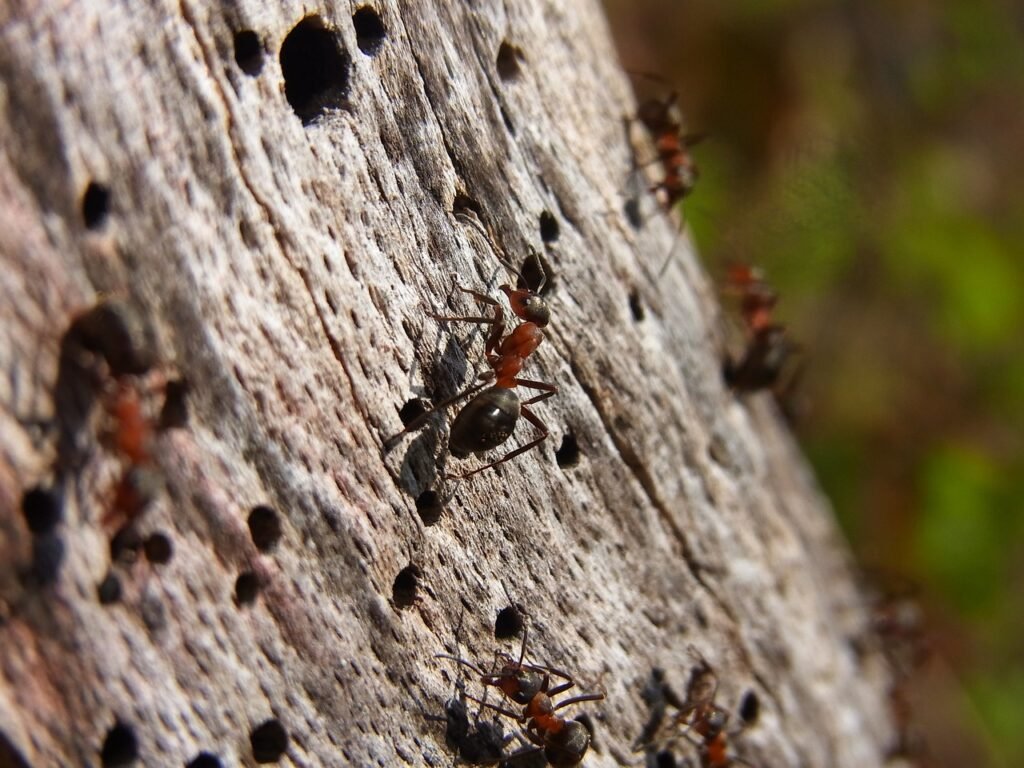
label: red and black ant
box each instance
[438,627,605,766]
[721,263,797,394]
[389,214,558,480]
[639,655,754,768]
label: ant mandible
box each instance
[721,263,797,394]
[438,626,604,766]
[389,213,558,480]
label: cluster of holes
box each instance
[280,16,351,124]
[82,181,111,229]
[538,210,559,243]
[248,506,282,552]
[233,30,264,76]
[100,721,138,767]
[415,490,443,526]
[495,41,524,81]
[352,6,387,56]
[235,571,261,605]
[555,433,580,469]
[392,565,420,608]
[493,605,524,640]
[250,719,289,763]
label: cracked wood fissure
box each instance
[0,1,895,766]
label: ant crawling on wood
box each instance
[389,214,558,480]
[437,626,605,766]
[671,657,754,768]
[721,263,798,394]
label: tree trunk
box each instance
[0,1,895,766]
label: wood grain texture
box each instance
[0,1,895,766]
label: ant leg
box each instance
[431,303,507,357]
[551,691,606,713]
[436,654,488,678]
[385,378,492,445]
[463,692,525,723]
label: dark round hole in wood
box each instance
[398,398,429,428]
[143,532,173,565]
[392,565,419,608]
[68,298,155,377]
[248,505,282,552]
[280,16,351,124]
[495,41,523,81]
[21,485,62,534]
[654,751,679,768]
[159,378,189,429]
[235,571,261,605]
[110,524,143,565]
[539,210,559,243]
[628,289,645,322]
[100,720,138,767]
[494,605,523,640]
[98,572,122,605]
[250,719,288,764]
[739,689,760,724]
[352,6,386,56]
[624,197,643,230]
[518,251,554,296]
[415,490,443,526]
[452,193,483,219]
[82,181,111,230]
[186,753,223,768]
[555,433,580,468]
[233,30,264,75]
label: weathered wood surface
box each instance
[0,0,895,766]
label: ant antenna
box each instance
[454,210,545,294]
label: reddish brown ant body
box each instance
[635,90,702,211]
[671,660,754,768]
[390,215,558,480]
[722,263,796,394]
[438,627,604,766]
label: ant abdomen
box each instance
[448,387,520,458]
[543,720,590,766]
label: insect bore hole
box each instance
[398,398,429,429]
[539,210,559,243]
[518,251,554,295]
[280,16,351,124]
[143,532,173,565]
[496,41,524,81]
[628,289,645,322]
[21,485,62,534]
[82,181,111,229]
[233,30,264,75]
[248,505,282,552]
[187,753,224,768]
[235,571,261,606]
[352,6,387,56]
[555,433,580,469]
[250,719,289,764]
[392,565,420,608]
[415,490,443,526]
[159,377,189,429]
[739,689,760,724]
[100,720,138,767]
[97,572,122,605]
[494,605,524,640]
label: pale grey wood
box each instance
[0,1,895,766]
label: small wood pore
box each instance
[0,0,894,766]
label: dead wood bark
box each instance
[0,1,896,766]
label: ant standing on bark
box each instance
[437,624,605,766]
[388,214,558,480]
[722,263,798,394]
[670,657,754,768]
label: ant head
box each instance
[501,286,550,327]
[543,719,590,766]
[496,665,544,705]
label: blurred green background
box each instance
[604,1,1024,765]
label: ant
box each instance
[438,626,604,766]
[721,263,797,394]
[638,655,754,768]
[389,214,557,480]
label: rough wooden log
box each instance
[0,1,896,766]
